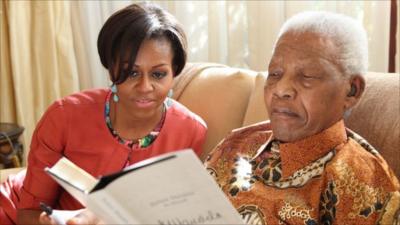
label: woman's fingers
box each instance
[38,211,57,225]
[66,209,100,225]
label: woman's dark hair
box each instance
[97,3,187,84]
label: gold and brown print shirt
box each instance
[205,120,400,225]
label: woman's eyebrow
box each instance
[125,63,168,68]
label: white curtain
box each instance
[70,1,395,88]
[162,1,393,72]
[70,1,133,90]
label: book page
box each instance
[88,150,244,224]
[45,157,98,205]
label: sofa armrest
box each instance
[0,167,25,183]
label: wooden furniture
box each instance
[0,123,24,168]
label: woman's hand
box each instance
[38,211,57,225]
[66,209,102,225]
[38,209,101,225]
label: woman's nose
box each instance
[136,75,153,92]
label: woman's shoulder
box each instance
[34,89,108,131]
[167,99,207,129]
[54,88,108,107]
[39,88,108,122]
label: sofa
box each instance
[0,62,399,182]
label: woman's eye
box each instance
[152,71,167,79]
[126,70,139,78]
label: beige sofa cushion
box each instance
[0,167,24,183]
[243,72,269,126]
[346,72,400,177]
[173,63,257,160]
[243,71,399,177]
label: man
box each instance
[205,11,399,225]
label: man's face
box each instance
[265,31,349,142]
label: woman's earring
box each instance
[168,89,173,98]
[111,84,119,102]
[167,89,173,106]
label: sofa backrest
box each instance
[346,72,399,177]
[173,63,257,160]
[174,63,399,178]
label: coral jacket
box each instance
[0,88,207,224]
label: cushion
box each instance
[346,72,400,177]
[173,63,257,160]
[242,72,269,126]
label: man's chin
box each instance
[271,125,304,143]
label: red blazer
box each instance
[0,88,207,224]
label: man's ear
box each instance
[344,75,365,110]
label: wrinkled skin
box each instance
[265,31,364,142]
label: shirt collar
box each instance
[278,120,347,178]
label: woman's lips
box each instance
[134,99,155,108]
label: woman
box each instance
[0,3,207,225]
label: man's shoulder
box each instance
[326,134,399,190]
[228,120,272,140]
[210,121,272,157]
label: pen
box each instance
[39,202,85,225]
[40,202,53,216]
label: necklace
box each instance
[104,91,166,149]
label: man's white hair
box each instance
[277,11,368,76]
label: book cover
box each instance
[45,149,244,224]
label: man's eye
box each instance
[268,71,281,78]
[152,71,167,79]
[302,74,318,79]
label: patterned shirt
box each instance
[205,120,400,225]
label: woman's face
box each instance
[115,38,174,120]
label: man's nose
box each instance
[274,76,296,99]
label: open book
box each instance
[45,149,244,224]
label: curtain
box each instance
[78,0,395,74]
[397,0,400,72]
[70,1,132,90]
[1,1,80,162]
[0,0,396,164]
[158,1,393,72]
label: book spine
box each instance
[88,190,139,224]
